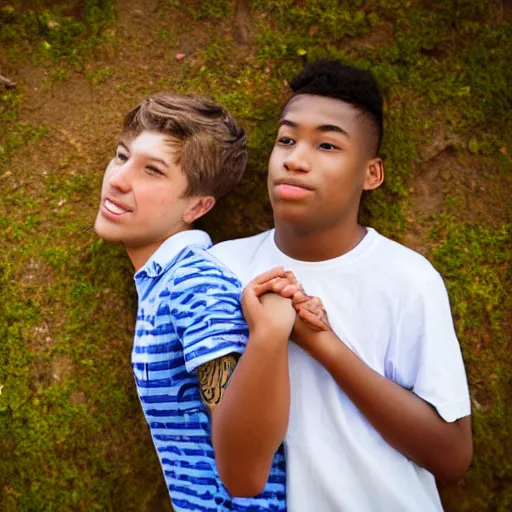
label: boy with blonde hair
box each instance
[94,93,296,511]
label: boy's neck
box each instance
[126,227,192,272]
[273,218,367,262]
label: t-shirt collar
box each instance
[135,229,212,279]
[269,227,377,268]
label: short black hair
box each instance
[289,59,383,155]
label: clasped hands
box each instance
[242,267,330,345]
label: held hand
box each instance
[242,267,297,340]
[293,295,331,332]
[251,270,301,299]
[255,269,328,331]
[260,292,296,337]
[291,295,332,355]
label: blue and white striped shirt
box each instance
[132,230,286,512]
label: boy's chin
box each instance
[94,216,122,243]
[272,203,310,223]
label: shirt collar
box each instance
[135,229,212,279]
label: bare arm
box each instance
[197,268,297,497]
[292,318,473,482]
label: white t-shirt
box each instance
[210,227,471,512]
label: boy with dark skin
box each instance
[211,60,473,511]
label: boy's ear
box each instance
[363,157,385,191]
[182,196,216,224]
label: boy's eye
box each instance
[146,166,163,176]
[116,151,128,162]
[319,142,337,150]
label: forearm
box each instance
[212,328,290,496]
[310,331,472,480]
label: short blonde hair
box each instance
[122,93,248,199]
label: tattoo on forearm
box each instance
[197,353,239,410]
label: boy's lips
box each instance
[274,179,313,200]
[102,198,133,216]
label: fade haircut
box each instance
[122,93,248,199]
[289,59,383,156]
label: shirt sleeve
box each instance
[169,257,249,374]
[393,271,471,422]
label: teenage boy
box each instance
[210,60,473,511]
[93,93,299,511]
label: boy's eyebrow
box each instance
[118,140,130,151]
[277,119,298,129]
[277,119,350,137]
[117,139,170,168]
[317,124,350,138]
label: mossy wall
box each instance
[0,1,511,510]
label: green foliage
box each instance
[252,0,376,39]
[430,220,510,347]
[0,0,115,66]
[0,89,47,172]
[0,218,159,510]
[429,219,512,511]
[86,67,113,85]
[167,0,230,19]
[0,2,166,510]
[461,25,512,124]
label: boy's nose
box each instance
[283,144,311,173]
[107,164,132,193]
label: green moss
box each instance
[0,0,115,67]
[251,0,375,39]
[428,219,512,511]
[167,0,231,19]
[430,221,510,341]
